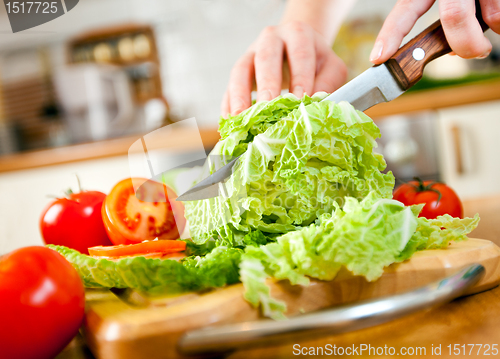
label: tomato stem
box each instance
[411,177,443,204]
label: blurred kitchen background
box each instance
[0,0,499,253]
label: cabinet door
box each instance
[437,100,500,199]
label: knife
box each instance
[177,4,488,202]
[178,264,484,355]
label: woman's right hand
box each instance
[221,21,347,117]
[370,0,499,65]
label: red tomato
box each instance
[102,178,186,245]
[0,246,85,359]
[393,179,463,219]
[40,190,112,254]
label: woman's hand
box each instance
[370,0,500,64]
[221,21,347,117]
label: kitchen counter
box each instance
[56,194,500,359]
[0,127,221,173]
[2,78,500,174]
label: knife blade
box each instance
[177,5,488,202]
[176,155,241,201]
[321,64,404,112]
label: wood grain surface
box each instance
[78,238,500,359]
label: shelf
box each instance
[1,78,500,173]
[365,78,500,119]
[0,128,221,173]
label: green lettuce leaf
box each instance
[239,194,479,319]
[396,213,480,261]
[48,244,242,294]
[184,95,395,246]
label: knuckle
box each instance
[440,4,468,28]
[395,0,413,9]
[289,48,312,62]
[255,47,280,64]
[231,55,251,73]
[256,75,278,88]
[453,44,485,58]
[227,83,243,96]
[260,26,277,39]
[484,8,500,28]
[232,59,246,71]
[291,74,310,87]
[285,20,310,35]
[229,65,243,79]
[230,95,246,109]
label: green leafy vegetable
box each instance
[397,213,480,261]
[185,95,395,246]
[48,245,242,294]
[239,193,480,319]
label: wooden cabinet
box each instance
[436,100,500,199]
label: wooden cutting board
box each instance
[82,238,500,359]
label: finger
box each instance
[227,51,255,115]
[281,21,316,97]
[440,0,492,58]
[221,90,229,117]
[480,0,500,34]
[253,26,284,102]
[370,0,435,64]
[313,45,347,93]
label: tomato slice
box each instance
[89,240,186,258]
[102,178,186,245]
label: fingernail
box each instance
[257,89,272,102]
[369,41,383,62]
[293,86,304,98]
[476,50,491,59]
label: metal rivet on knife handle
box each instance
[412,48,425,61]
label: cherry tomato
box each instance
[102,178,186,245]
[40,190,112,254]
[89,240,186,258]
[393,179,463,219]
[0,246,85,359]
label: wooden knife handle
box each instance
[386,0,489,90]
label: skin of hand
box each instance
[221,0,356,117]
[370,0,500,64]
